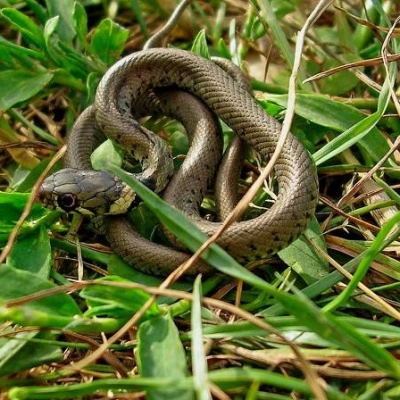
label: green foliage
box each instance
[0,330,62,378]
[90,18,129,64]
[137,313,193,400]
[0,0,130,113]
[0,265,82,333]
[0,193,49,245]
[191,29,210,59]
[80,276,162,319]
[0,70,53,111]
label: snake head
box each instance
[38,168,136,215]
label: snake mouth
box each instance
[38,179,58,211]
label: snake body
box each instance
[39,48,318,275]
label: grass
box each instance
[1,0,400,399]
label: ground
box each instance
[0,1,400,399]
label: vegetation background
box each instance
[0,0,400,399]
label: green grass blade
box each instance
[191,276,211,400]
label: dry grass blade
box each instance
[304,53,400,84]
[312,242,400,321]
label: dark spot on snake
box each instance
[249,243,258,251]
[140,177,156,191]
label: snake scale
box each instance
[39,47,318,276]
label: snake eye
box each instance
[57,193,78,212]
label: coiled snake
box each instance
[39,48,318,276]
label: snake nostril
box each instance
[57,193,78,212]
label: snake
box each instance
[38,47,319,276]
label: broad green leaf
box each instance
[129,203,160,239]
[271,0,296,19]
[0,36,45,67]
[217,38,231,59]
[43,16,68,68]
[386,385,400,398]
[57,39,89,78]
[353,0,379,51]
[7,225,52,278]
[91,139,123,170]
[264,93,369,133]
[0,330,62,377]
[278,217,329,284]
[263,93,396,168]
[0,192,34,222]
[72,2,88,47]
[0,42,14,67]
[90,18,129,64]
[0,265,81,317]
[44,0,76,44]
[0,69,53,111]
[86,71,102,102]
[137,313,193,400]
[43,15,59,42]
[0,192,49,245]
[80,276,161,319]
[319,58,360,96]
[25,0,48,24]
[52,68,87,91]
[191,29,210,59]
[43,15,87,77]
[0,8,45,49]
[335,11,357,53]
[107,258,193,305]
[108,255,165,287]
